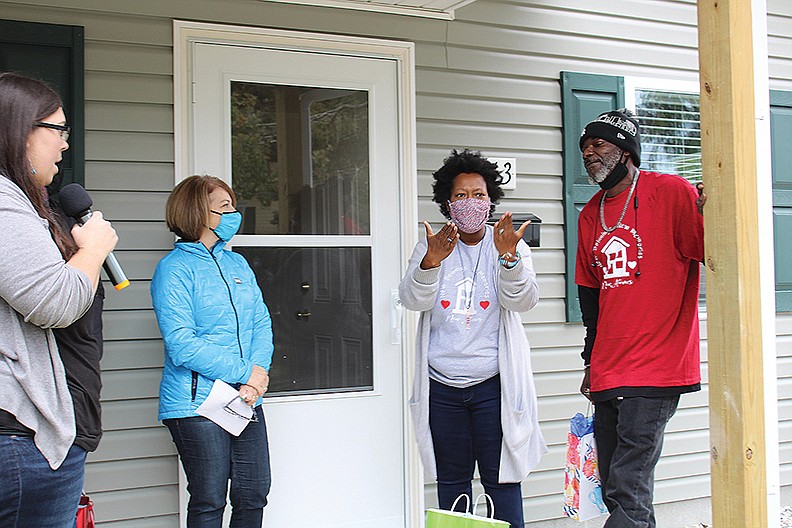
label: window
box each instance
[629,83,702,183]
[0,20,84,187]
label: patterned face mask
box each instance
[448,198,491,234]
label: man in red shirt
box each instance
[575,109,705,528]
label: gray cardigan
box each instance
[0,176,94,469]
[399,227,548,483]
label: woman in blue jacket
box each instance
[151,175,273,528]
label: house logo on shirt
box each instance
[601,236,634,279]
[453,277,475,315]
[592,226,643,288]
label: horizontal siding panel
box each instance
[86,40,172,75]
[777,314,792,336]
[532,274,566,299]
[653,474,711,504]
[113,223,173,250]
[526,323,585,350]
[501,0,698,26]
[86,71,173,104]
[86,131,174,162]
[446,46,700,83]
[101,368,162,401]
[103,280,152,310]
[86,456,178,492]
[102,339,164,371]
[86,161,176,192]
[457,3,696,47]
[89,486,178,524]
[418,121,558,152]
[105,250,169,280]
[101,399,161,430]
[417,70,562,104]
[87,101,173,133]
[417,95,558,127]
[89,428,176,463]
[103,310,160,340]
[91,191,168,221]
[414,41,450,68]
[97,514,179,528]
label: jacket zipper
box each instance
[208,247,244,359]
[190,246,244,402]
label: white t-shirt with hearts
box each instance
[427,228,501,388]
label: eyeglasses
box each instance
[34,121,71,142]
[222,397,258,422]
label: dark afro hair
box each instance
[432,149,504,219]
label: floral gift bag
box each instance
[563,412,608,521]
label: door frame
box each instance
[173,20,422,527]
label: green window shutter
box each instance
[771,90,792,312]
[0,19,84,187]
[561,72,624,322]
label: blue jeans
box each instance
[164,406,271,528]
[594,396,680,528]
[429,375,524,528]
[0,436,86,528]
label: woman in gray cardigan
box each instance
[399,150,547,528]
[0,73,118,527]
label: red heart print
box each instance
[441,300,450,309]
[480,301,490,310]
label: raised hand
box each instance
[492,211,530,257]
[420,221,458,269]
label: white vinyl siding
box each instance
[0,0,789,525]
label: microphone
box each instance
[59,183,130,291]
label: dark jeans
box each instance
[429,375,524,528]
[164,406,271,528]
[594,395,680,528]
[0,436,86,528]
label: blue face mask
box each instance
[210,210,243,242]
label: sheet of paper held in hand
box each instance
[195,379,253,436]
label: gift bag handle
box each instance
[450,493,471,513]
[472,493,496,519]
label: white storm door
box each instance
[189,41,406,528]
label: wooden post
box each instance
[697,1,768,526]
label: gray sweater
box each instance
[0,176,94,469]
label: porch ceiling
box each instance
[261,0,477,20]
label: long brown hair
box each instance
[0,72,78,258]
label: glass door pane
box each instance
[231,82,370,235]
[231,82,373,396]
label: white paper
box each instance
[195,379,254,436]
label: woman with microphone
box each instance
[0,72,118,526]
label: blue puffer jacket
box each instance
[151,240,273,420]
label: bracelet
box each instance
[498,250,521,269]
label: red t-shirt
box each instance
[575,171,704,393]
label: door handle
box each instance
[391,289,402,345]
[296,311,312,319]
